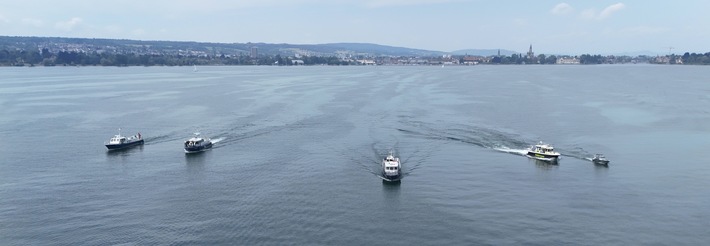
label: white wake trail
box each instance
[493,146,529,156]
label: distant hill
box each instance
[235,42,445,57]
[450,49,519,56]
[317,43,445,56]
[0,36,445,57]
[4,36,542,57]
[610,50,660,57]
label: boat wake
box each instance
[559,146,597,162]
[211,137,224,144]
[343,141,434,182]
[210,118,316,149]
[143,131,185,145]
[398,119,597,162]
[398,119,530,156]
[492,146,529,156]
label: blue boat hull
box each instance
[105,139,144,150]
[184,142,213,153]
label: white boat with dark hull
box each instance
[381,150,401,181]
[184,133,212,153]
[526,141,560,162]
[592,154,610,166]
[105,129,143,150]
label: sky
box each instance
[1,0,709,55]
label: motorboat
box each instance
[184,133,213,153]
[105,129,144,150]
[526,141,560,162]
[592,154,610,165]
[381,150,401,181]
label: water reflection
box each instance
[532,159,559,170]
[185,151,209,175]
[382,179,401,202]
[594,163,609,176]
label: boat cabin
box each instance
[383,154,400,170]
[532,142,556,154]
[109,135,126,144]
[185,138,204,147]
[533,145,554,153]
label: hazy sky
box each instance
[1,0,708,55]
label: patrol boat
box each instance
[184,133,213,153]
[592,154,610,165]
[105,129,144,150]
[381,150,401,181]
[526,141,560,162]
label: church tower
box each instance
[527,44,534,59]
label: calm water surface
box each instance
[1,65,709,245]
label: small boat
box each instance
[592,154,610,165]
[381,150,401,181]
[526,141,560,162]
[184,133,212,153]
[105,129,144,150]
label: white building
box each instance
[557,57,580,64]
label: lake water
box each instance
[1,65,709,245]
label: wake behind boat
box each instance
[184,133,212,153]
[526,141,560,162]
[105,129,143,150]
[381,150,401,182]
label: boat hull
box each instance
[105,139,144,150]
[382,173,401,182]
[592,159,609,165]
[184,142,213,153]
[526,151,559,159]
[526,151,559,162]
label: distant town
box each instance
[1,36,709,66]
